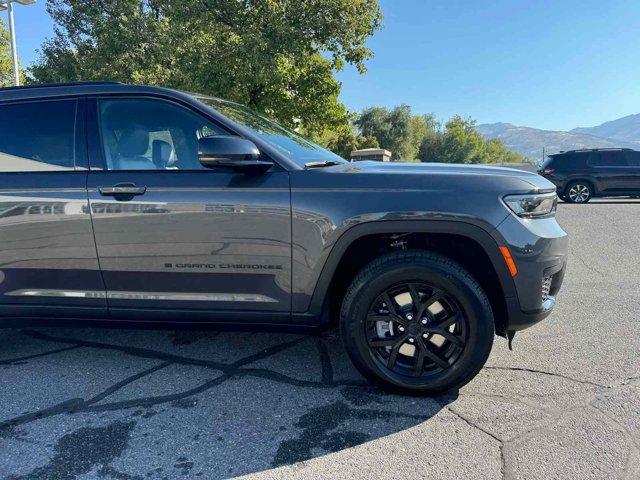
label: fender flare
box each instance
[306,219,517,317]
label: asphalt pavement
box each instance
[1,199,639,480]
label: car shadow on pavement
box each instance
[0,327,454,479]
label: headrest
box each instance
[152,139,176,168]
[117,127,149,157]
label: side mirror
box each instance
[198,136,272,173]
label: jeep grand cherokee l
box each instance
[539,148,640,203]
[0,82,568,394]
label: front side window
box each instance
[0,100,77,172]
[98,99,231,171]
[196,96,347,167]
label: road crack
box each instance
[485,365,608,388]
[446,405,507,479]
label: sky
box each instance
[5,0,640,131]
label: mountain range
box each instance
[477,114,640,162]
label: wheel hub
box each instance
[406,321,421,336]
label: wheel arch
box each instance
[308,220,517,336]
[565,177,597,196]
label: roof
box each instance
[0,81,204,103]
[0,81,122,91]
[550,147,638,156]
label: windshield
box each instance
[196,96,346,167]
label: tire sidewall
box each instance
[341,255,494,393]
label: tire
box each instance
[564,181,592,203]
[340,250,494,395]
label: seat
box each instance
[152,139,177,169]
[115,127,156,170]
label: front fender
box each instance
[298,219,516,317]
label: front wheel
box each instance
[340,251,494,395]
[565,181,592,203]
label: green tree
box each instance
[355,105,432,160]
[483,138,526,164]
[320,124,379,159]
[418,129,443,163]
[1,20,14,87]
[30,0,382,135]
[441,115,485,164]
[418,115,526,164]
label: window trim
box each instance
[0,97,83,173]
[87,95,281,173]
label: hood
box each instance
[328,161,554,192]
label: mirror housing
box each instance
[198,136,271,173]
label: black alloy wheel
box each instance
[341,250,494,394]
[365,282,466,378]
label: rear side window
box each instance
[0,100,77,172]
[590,151,628,167]
[624,150,640,166]
[540,157,555,169]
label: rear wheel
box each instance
[565,181,592,203]
[340,250,494,394]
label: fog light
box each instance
[542,275,552,301]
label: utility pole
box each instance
[7,1,19,85]
[0,1,37,86]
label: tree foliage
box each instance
[351,105,525,163]
[418,115,525,164]
[318,124,379,159]
[1,20,14,87]
[30,0,382,135]
[354,105,441,161]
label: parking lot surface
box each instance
[1,199,639,480]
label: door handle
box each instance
[99,183,147,197]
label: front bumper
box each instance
[504,261,566,330]
[495,213,569,332]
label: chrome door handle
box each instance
[99,183,147,196]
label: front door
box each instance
[623,150,640,194]
[0,98,107,318]
[86,97,291,320]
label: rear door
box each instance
[588,150,633,193]
[86,96,291,321]
[0,98,107,318]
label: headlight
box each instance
[503,192,557,218]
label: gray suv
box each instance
[0,82,568,394]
